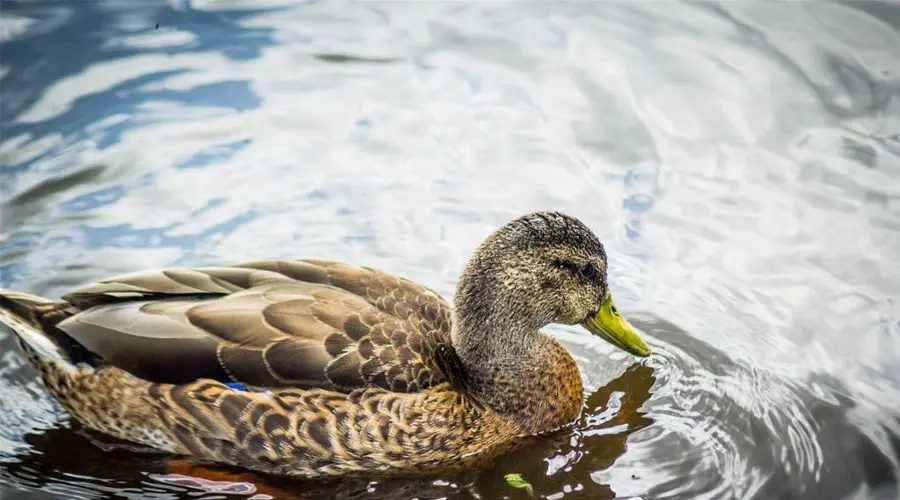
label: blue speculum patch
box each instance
[224,382,249,392]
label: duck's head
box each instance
[452,211,650,360]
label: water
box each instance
[1,1,899,499]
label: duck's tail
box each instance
[0,290,77,371]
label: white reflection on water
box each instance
[1,2,900,499]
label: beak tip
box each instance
[628,342,652,358]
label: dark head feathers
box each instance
[496,211,607,262]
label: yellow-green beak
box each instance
[582,291,651,357]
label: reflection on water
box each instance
[2,1,900,499]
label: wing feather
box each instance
[50,260,455,393]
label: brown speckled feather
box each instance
[28,358,521,478]
[55,260,453,392]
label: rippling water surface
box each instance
[2,1,900,499]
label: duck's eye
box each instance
[552,260,598,282]
[579,263,598,282]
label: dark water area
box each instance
[1,1,900,499]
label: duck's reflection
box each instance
[5,362,655,499]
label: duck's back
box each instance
[39,259,454,393]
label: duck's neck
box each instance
[450,264,583,434]
[451,262,539,361]
[450,239,548,361]
[451,292,536,362]
[452,315,584,434]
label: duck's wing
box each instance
[53,260,454,393]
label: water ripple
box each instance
[2,1,900,499]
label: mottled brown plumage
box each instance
[0,211,650,478]
[56,259,453,393]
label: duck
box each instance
[0,211,651,479]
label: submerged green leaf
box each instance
[505,473,532,490]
